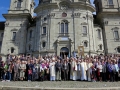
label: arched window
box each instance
[83,26,87,36]
[108,0,113,5]
[17,0,22,8]
[12,32,16,41]
[99,45,102,50]
[42,41,46,48]
[84,41,88,47]
[61,20,68,34]
[11,47,15,53]
[114,30,119,40]
[43,27,46,34]
[65,22,68,33]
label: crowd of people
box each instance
[0,54,120,82]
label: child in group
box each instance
[28,67,32,81]
[2,62,8,82]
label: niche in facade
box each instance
[117,47,120,53]
[11,47,15,53]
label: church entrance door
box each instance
[60,47,69,59]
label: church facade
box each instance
[0,0,120,60]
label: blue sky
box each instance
[0,0,94,21]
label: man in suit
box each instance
[62,60,69,81]
[55,59,62,81]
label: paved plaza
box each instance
[0,81,120,90]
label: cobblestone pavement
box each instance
[0,81,120,88]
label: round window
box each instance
[62,12,67,17]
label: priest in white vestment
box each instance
[49,58,56,81]
[80,59,87,81]
[70,58,77,80]
[87,59,93,81]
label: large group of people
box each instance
[0,54,120,82]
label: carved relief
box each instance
[71,13,81,17]
[81,22,88,25]
[111,27,119,30]
[20,21,28,26]
[86,15,93,20]
[5,22,9,26]
[104,21,108,25]
[48,13,55,17]
[59,0,70,12]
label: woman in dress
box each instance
[19,61,26,81]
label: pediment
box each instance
[41,23,48,26]
[112,27,119,30]
[81,22,88,25]
[11,28,18,31]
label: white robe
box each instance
[70,61,77,80]
[49,62,56,77]
[87,63,93,81]
[76,63,81,80]
[80,62,87,80]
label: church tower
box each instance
[94,0,120,54]
[1,0,35,60]
[9,0,35,16]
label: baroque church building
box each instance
[0,0,120,60]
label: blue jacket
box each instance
[108,64,112,73]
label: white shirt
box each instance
[97,65,102,72]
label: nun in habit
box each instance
[80,59,87,81]
[49,58,56,81]
[70,58,77,80]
